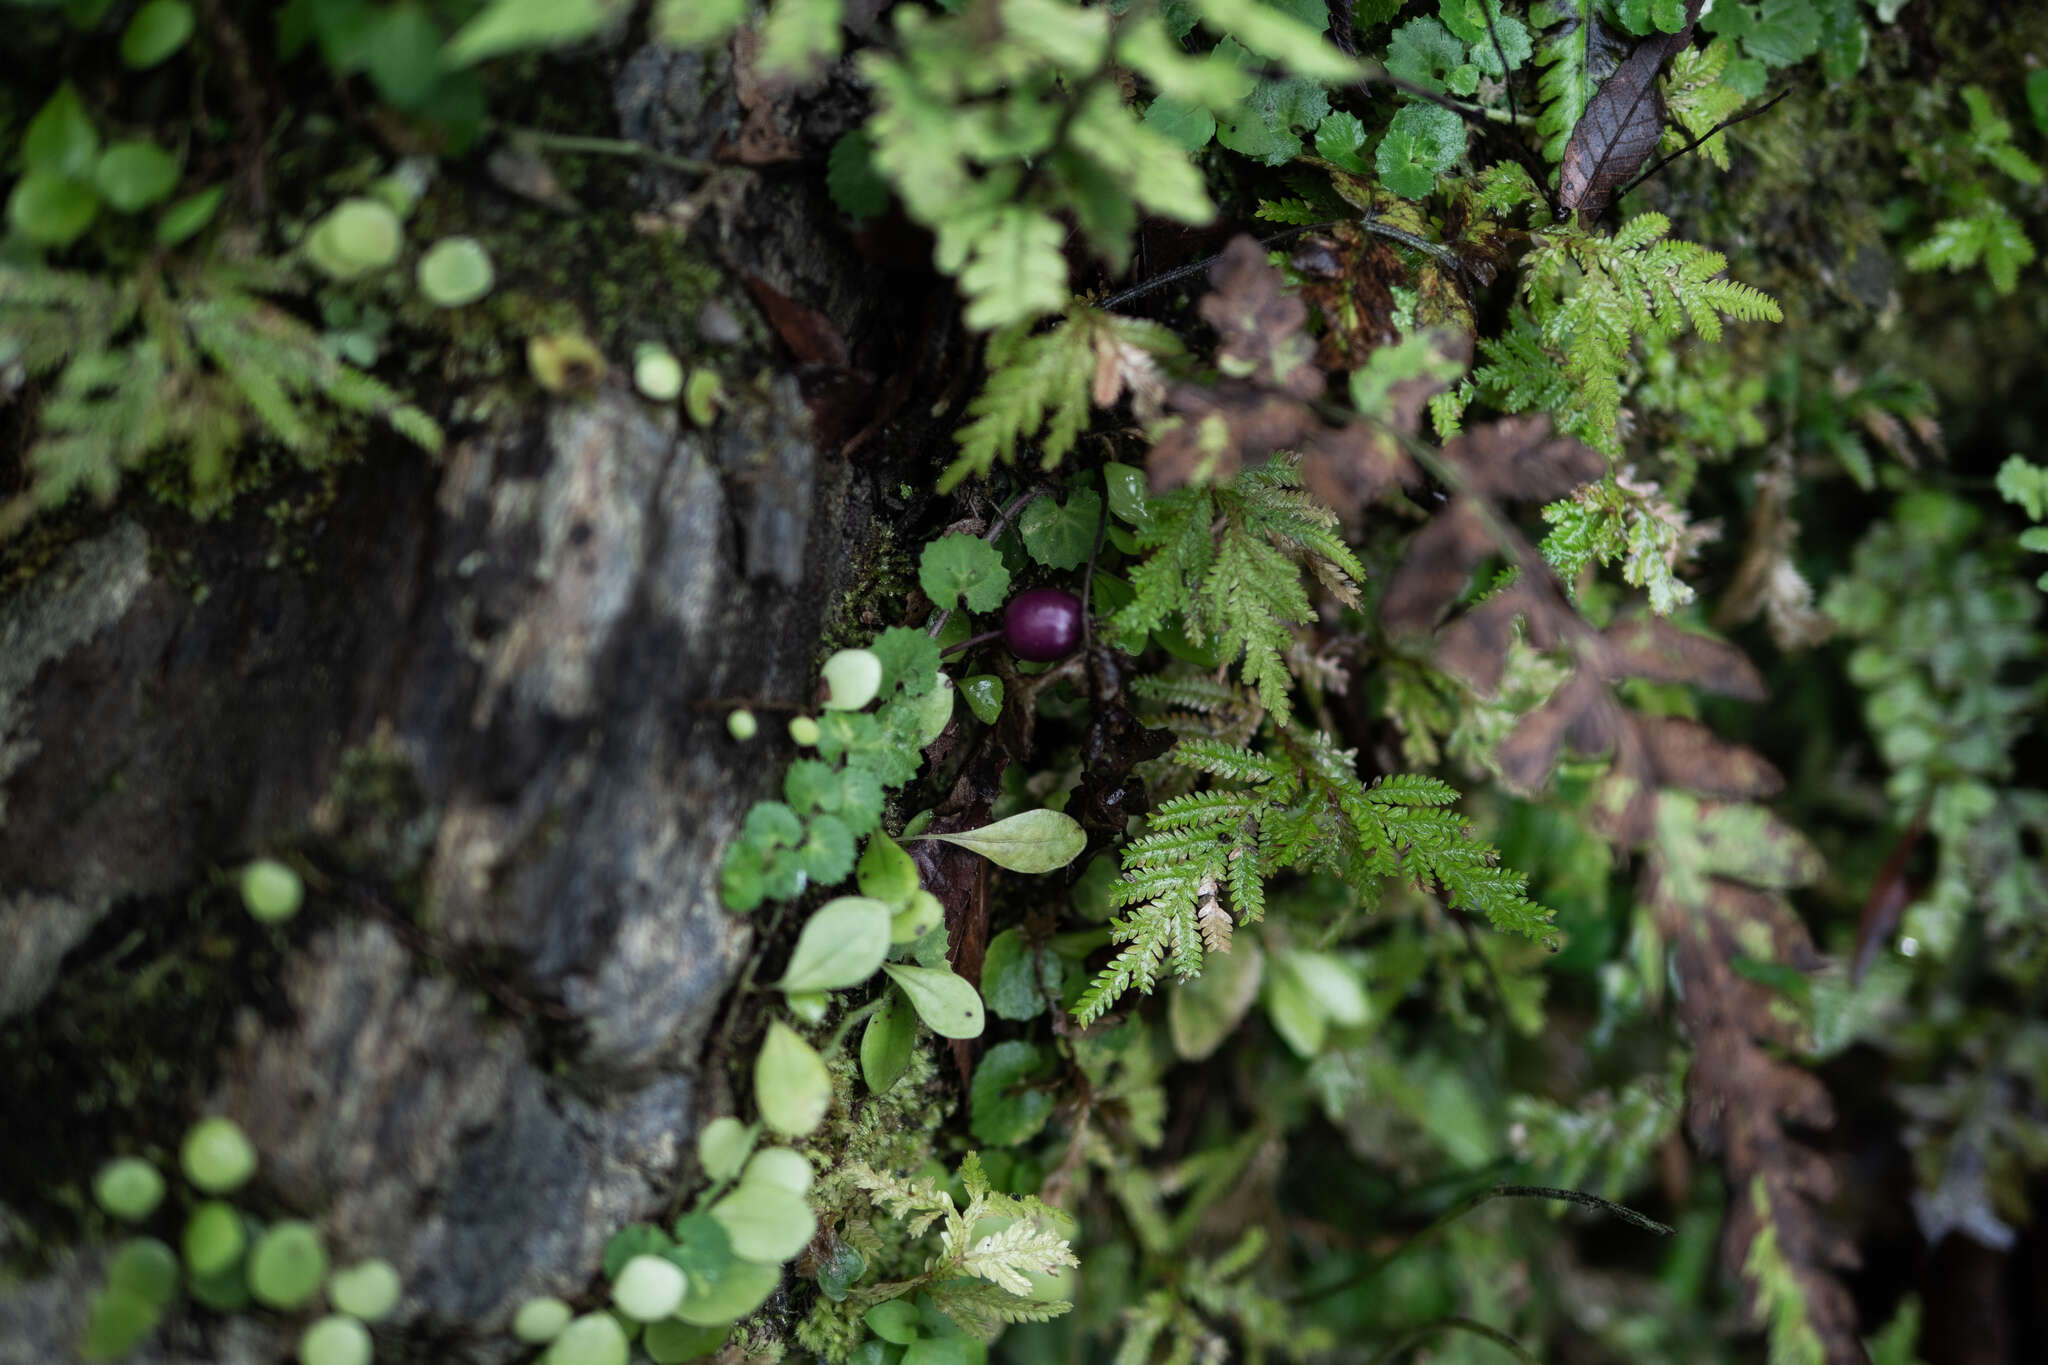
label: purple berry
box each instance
[1004,588,1083,662]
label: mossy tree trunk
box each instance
[0,35,924,1364]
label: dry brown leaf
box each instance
[1597,616,1768,698]
[1637,715,1785,799]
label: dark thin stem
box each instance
[1358,215,1464,270]
[941,629,1005,659]
[1098,224,1325,310]
[1477,0,1518,134]
[1617,89,1790,203]
[500,127,717,176]
[1291,1181,1672,1306]
[1080,478,1110,659]
[824,995,889,1057]
[1370,1316,1541,1365]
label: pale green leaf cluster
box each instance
[0,260,440,531]
[1540,475,1699,613]
[1477,212,1782,454]
[1903,84,2044,295]
[944,307,1180,492]
[1073,679,1548,1025]
[1112,457,1364,721]
[844,1153,1077,1338]
[858,2,1224,331]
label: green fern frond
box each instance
[1533,0,1602,162]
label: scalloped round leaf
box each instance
[918,534,1010,613]
[880,963,984,1039]
[1019,489,1102,569]
[776,895,891,993]
[969,1040,1054,1145]
[755,1020,832,1136]
[981,928,1059,1021]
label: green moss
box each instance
[816,523,919,660]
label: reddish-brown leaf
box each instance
[1637,715,1785,799]
[1199,234,1323,399]
[1445,414,1607,503]
[1597,616,1768,699]
[1557,0,1705,223]
[1378,500,1496,634]
[744,275,850,368]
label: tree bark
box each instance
[0,36,907,1363]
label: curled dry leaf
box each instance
[1557,0,1707,223]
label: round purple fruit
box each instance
[1004,588,1084,662]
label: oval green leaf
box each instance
[696,1115,754,1181]
[8,172,99,247]
[157,184,224,246]
[740,1146,814,1196]
[860,986,916,1093]
[915,809,1085,874]
[775,895,891,993]
[24,83,98,178]
[120,0,194,68]
[890,889,943,945]
[960,674,1004,725]
[1168,937,1264,1061]
[416,236,495,306]
[708,1182,817,1262]
[880,963,985,1039]
[856,832,919,910]
[754,1020,831,1137]
[93,139,179,212]
[820,648,883,711]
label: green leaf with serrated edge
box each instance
[1144,96,1216,151]
[970,1040,1055,1145]
[919,534,1011,612]
[1168,937,1264,1060]
[913,809,1085,873]
[1376,101,1463,200]
[861,986,917,1092]
[795,813,856,884]
[742,801,803,850]
[891,889,945,944]
[1385,17,1466,93]
[696,1116,754,1180]
[982,929,1057,1020]
[721,843,766,912]
[870,626,942,697]
[961,674,1004,724]
[1314,112,1371,172]
[1019,489,1102,569]
[881,964,986,1038]
[708,1183,816,1263]
[857,833,920,910]
[755,1021,832,1136]
[776,896,892,993]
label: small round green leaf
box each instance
[889,890,943,945]
[240,858,304,922]
[918,534,1010,613]
[634,344,684,402]
[856,833,919,910]
[860,986,916,1094]
[305,198,402,281]
[740,1146,813,1196]
[156,184,224,246]
[697,1116,754,1180]
[673,1255,780,1327]
[513,1296,574,1343]
[298,1315,371,1365]
[120,0,194,68]
[969,1040,1054,1145]
[912,673,953,746]
[328,1258,402,1321]
[93,1158,164,1222]
[247,1220,328,1310]
[725,708,758,741]
[106,1237,180,1306]
[821,648,884,711]
[644,1320,729,1364]
[788,715,820,747]
[754,1020,832,1137]
[180,1116,256,1193]
[864,1300,921,1346]
[612,1254,687,1322]
[880,963,984,1039]
[980,929,1057,1021]
[914,809,1086,874]
[182,1200,245,1277]
[776,896,891,993]
[543,1311,629,1365]
[79,1288,160,1361]
[92,140,180,212]
[708,1182,816,1263]
[416,236,495,306]
[8,172,99,247]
